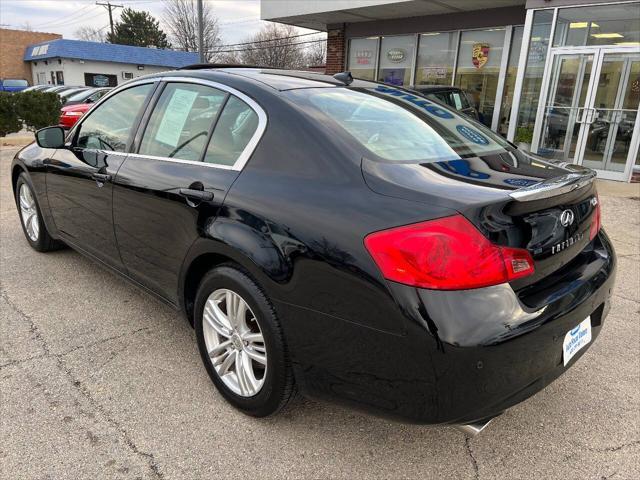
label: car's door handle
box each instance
[179,188,214,202]
[91,172,112,183]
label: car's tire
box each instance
[15,173,63,252]
[194,264,296,416]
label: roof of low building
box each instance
[24,38,198,68]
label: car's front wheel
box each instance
[15,173,62,252]
[194,265,296,416]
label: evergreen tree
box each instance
[107,8,171,49]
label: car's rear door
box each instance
[112,79,265,303]
[45,82,156,269]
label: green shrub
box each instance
[0,93,21,137]
[514,126,534,144]
[15,91,62,132]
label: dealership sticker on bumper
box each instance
[563,317,592,366]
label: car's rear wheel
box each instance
[15,173,62,252]
[194,265,296,416]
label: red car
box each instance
[59,103,91,129]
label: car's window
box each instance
[139,83,227,162]
[90,89,109,102]
[3,79,28,87]
[76,84,152,152]
[293,86,512,161]
[426,92,454,108]
[204,96,259,166]
[67,88,96,102]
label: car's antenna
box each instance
[333,71,354,86]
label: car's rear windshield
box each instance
[289,85,512,162]
[2,79,28,87]
[67,88,96,102]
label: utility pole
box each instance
[96,2,123,39]
[197,0,205,63]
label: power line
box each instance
[29,3,96,28]
[204,38,327,55]
[96,1,123,38]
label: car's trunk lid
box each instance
[361,151,599,289]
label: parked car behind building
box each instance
[0,78,29,92]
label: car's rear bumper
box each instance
[279,230,616,424]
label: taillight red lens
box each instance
[364,215,534,290]
[589,194,601,241]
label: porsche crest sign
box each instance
[472,43,490,69]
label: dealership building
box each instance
[262,0,640,181]
[23,39,198,88]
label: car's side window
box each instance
[204,96,259,167]
[76,84,153,152]
[138,83,227,162]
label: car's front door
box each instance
[46,82,156,269]
[112,80,264,303]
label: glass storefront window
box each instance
[377,35,416,86]
[498,26,524,136]
[513,9,554,147]
[553,2,640,47]
[347,37,379,81]
[415,32,458,86]
[455,28,506,127]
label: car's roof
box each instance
[160,67,379,92]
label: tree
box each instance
[75,26,106,43]
[162,0,221,61]
[303,35,327,66]
[107,8,171,49]
[238,24,306,69]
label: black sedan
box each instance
[11,68,615,435]
[63,87,111,106]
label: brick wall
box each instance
[0,29,62,84]
[325,26,345,75]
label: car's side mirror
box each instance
[35,126,66,149]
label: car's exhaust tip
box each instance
[454,416,497,437]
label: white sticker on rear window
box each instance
[155,88,199,147]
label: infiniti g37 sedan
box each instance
[11,67,615,434]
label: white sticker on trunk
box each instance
[563,317,592,366]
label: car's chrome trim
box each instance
[67,74,268,172]
[509,170,597,202]
[126,152,237,170]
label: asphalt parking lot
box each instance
[1,145,639,479]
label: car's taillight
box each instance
[63,111,84,117]
[589,194,601,241]
[364,214,535,290]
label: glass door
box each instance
[579,51,640,180]
[533,50,599,162]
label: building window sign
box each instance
[472,43,490,69]
[84,73,118,87]
[348,37,379,80]
[415,31,458,87]
[377,35,416,86]
[355,50,374,65]
[386,48,406,63]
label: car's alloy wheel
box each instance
[19,183,39,242]
[202,288,267,397]
[194,265,296,416]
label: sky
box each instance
[0,0,317,45]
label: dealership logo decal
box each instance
[456,125,489,145]
[472,43,490,69]
[387,48,406,63]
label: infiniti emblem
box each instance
[560,209,575,227]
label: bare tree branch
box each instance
[162,0,221,61]
[75,26,106,43]
[238,24,306,69]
